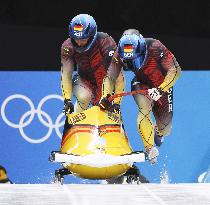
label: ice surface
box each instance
[0,184,210,205]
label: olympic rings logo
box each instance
[1,94,65,144]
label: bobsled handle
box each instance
[108,89,148,102]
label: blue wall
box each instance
[0,71,210,183]
[123,71,210,183]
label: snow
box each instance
[0,184,210,205]
[198,166,210,183]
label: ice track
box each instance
[0,184,210,205]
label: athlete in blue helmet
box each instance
[61,14,125,115]
[61,14,125,132]
[100,29,181,164]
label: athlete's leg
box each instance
[131,79,154,150]
[153,87,173,137]
[72,75,94,113]
[132,82,159,163]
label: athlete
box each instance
[100,29,181,164]
[61,14,125,134]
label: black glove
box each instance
[63,99,74,115]
[99,94,112,111]
[111,103,121,114]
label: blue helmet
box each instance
[69,14,97,52]
[118,33,147,71]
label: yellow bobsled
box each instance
[50,106,146,182]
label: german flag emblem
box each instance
[74,24,83,32]
[124,44,133,53]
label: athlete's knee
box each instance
[134,94,153,114]
[137,106,152,119]
[77,92,92,103]
[73,85,92,102]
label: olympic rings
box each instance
[1,94,65,143]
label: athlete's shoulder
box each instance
[145,38,162,48]
[61,38,74,57]
[146,38,173,60]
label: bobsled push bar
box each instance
[50,151,146,168]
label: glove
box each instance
[111,103,121,114]
[148,88,163,101]
[99,94,112,111]
[63,99,74,115]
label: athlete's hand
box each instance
[63,99,74,115]
[111,103,121,114]
[148,88,163,101]
[99,95,112,111]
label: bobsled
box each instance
[50,105,147,183]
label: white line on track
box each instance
[61,185,79,205]
[140,184,168,205]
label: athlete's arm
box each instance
[61,40,75,100]
[153,40,181,92]
[159,56,181,92]
[102,48,124,99]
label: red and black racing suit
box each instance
[61,32,125,135]
[102,38,181,150]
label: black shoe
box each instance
[154,134,164,147]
